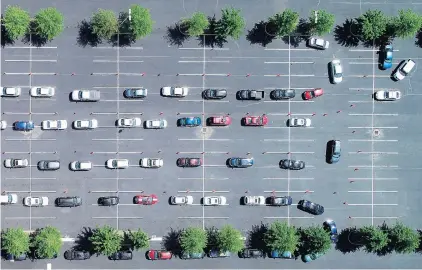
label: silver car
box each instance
[116,118,142,128]
[1,87,21,97]
[30,87,55,97]
[289,118,311,127]
[140,158,163,168]
[330,59,343,84]
[73,119,98,129]
[38,160,60,170]
[243,196,266,206]
[70,161,92,171]
[145,119,168,129]
[307,37,329,50]
[202,196,227,206]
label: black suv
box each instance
[328,140,341,164]
[55,196,82,207]
[109,251,133,260]
[298,200,324,215]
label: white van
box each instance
[393,59,416,81]
[0,193,18,204]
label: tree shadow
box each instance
[77,20,100,47]
[162,228,182,255]
[417,230,422,253]
[362,35,393,48]
[246,21,275,47]
[165,22,189,47]
[247,222,268,252]
[109,12,136,47]
[334,19,360,47]
[74,227,94,254]
[22,21,48,47]
[1,24,14,47]
[335,227,362,254]
[415,31,422,48]
[205,227,218,253]
[281,19,310,48]
[197,15,227,48]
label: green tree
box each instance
[1,228,30,256]
[31,226,63,259]
[128,229,149,250]
[179,227,207,253]
[390,9,422,39]
[182,12,209,36]
[268,9,300,37]
[360,225,389,253]
[91,9,118,40]
[264,221,299,253]
[300,225,331,255]
[308,10,335,35]
[216,225,244,253]
[357,9,388,40]
[388,222,420,254]
[3,5,31,40]
[216,7,246,40]
[128,4,154,40]
[89,225,122,256]
[33,7,64,41]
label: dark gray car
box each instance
[55,196,82,207]
[328,140,341,164]
[38,160,60,170]
[270,89,295,100]
[280,159,305,170]
[202,89,227,99]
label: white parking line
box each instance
[90,151,143,154]
[264,61,314,64]
[264,190,313,193]
[349,114,398,116]
[348,151,398,154]
[348,204,398,206]
[178,178,229,180]
[349,165,399,168]
[92,178,143,180]
[348,191,398,193]
[348,126,398,129]
[89,190,143,193]
[179,138,230,141]
[267,113,315,116]
[179,47,229,50]
[264,216,314,219]
[92,139,144,141]
[264,48,313,51]
[3,72,56,75]
[177,190,229,193]
[5,46,58,49]
[263,139,315,142]
[350,216,398,219]
[91,112,143,115]
[263,177,313,180]
[264,74,315,77]
[3,112,56,115]
[264,100,314,103]
[91,216,143,219]
[5,217,56,220]
[5,138,56,141]
[5,59,57,62]
[347,75,391,78]
[2,151,56,154]
[263,151,314,154]
[93,60,144,63]
[349,62,400,65]
[178,216,229,219]
[179,100,229,103]
[348,139,398,142]
[348,178,398,180]
[5,177,56,180]
[3,190,56,193]
[178,60,230,63]
[93,46,144,49]
[102,100,143,102]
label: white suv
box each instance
[393,59,415,81]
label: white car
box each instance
[73,119,98,129]
[1,87,21,97]
[145,119,168,129]
[1,120,7,130]
[116,118,142,128]
[393,59,416,81]
[170,195,194,205]
[4,158,29,168]
[24,196,49,207]
[289,118,311,127]
[0,193,18,204]
[42,120,68,130]
[106,159,129,169]
[161,86,188,97]
[330,59,343,84]
[243,196,266,206]
[140,158,163,168]
[71,90,100,101]
[307,37,329,50]
[70,161,92,171]
[30,87,55,97]
[202,196,227,206]
[375,90,401,101]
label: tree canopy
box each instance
[300,225,331,255]
[3,5,31,40]
[308,10,335,35]
[358,9,389,40]
[91,9,118,40]
[1,228,30,256]
[128,229,149,250]
[33,7,64,40]
[31,226,63,259]
[128,4,154,40]
[390,9,422,39]
[179,227,207,253]
[216,225,244,253]
[360,225,389,253]
[89,225,122,256]
[268,9,300,37]
[216,7,246,40]
[182,12,209,36]
[264,221,299,252]
[388,222,420,254]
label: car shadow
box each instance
[325,141,331,164]
[225,159,232,168]
[239,197,245,205]
[235,91,243,101]
[390,60,404,81]
[162,228,182,256]
[167,196,173,205]
[327,62,333,84]
[68,92,74,102]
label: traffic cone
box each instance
[354,168,359,171]
[323,113,328,116]
[337,110,341,113]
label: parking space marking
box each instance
[93,60,144,63]
[263,139,315,142]
[92,139,144,141]
[267,113,315,116]
[178,190,229,193]
[5,177,56,180]
[263,178,314,180]
[263,151,314,154]
[348,191,398,193]
[92,178,143,180]
[3,72,56,75]
[349,62,400,65]
[348,204,398,206]
[349,114,398,116]
[179,100,229,103]
[264,190,314,193]
[89,190,143,193]
[91,112,143,115]
[179,138,231,141]
[264,61,314,64]
[349,165,399,168]
[264,74,315,77]
[348,151,398,154]
[348,126,398,129]
[177,73,228,76]
[349,139,398,142]
[264,216,314,219]
[5,138,56,141]
[102,100,144,102]
[93,46,144,50]
[3,190,56,193]
[2,151,56,154]
[5,217,56,220]
[178,216,229,219]
[178,178,229,180]
[347,75,391,78]
[348,178,398,181]
[350,216,399,219]
[265,48,313,51]
[179,47,229,50]
[3,112,57,115]
[5,59,57,62]
[5,46,58,49]
[264,100,314,103]
[92,216,143,219]
[178,60,230,63]
[178,151,227,154]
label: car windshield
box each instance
[75,162,81,169]
[386,51,393,60]
[112,160,118,167]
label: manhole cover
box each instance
[201,127,207,134]
[373,129,380,137]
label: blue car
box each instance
[178,117,201,127]
[123,88,147,98]
[323,220,338,243]
[270,251,294,259]
[228,157,254,168]
[179,252,205,260]
[14,121,34,131]
[382,44,393,70]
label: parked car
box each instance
[0,193,18,204]
[73,119,98,129]
[106,159,129,169]
[109,251,133,260]
[280,159,305,170]
[98,196,119,206]
[298,200,324,215]
[177,157,202,167]
[30,86,55,97]
[42,120,68,130]
[242,115,268,126]
[64,250,91,260]
[144,119,167,129]
[329,59,343,84]
[208,250,231,258]
[116,118,142,128]
[269,250,294,259]
[55,196,82,207]
[270,196,292,206]
[161,86,188,97]
[4,158,28,168]
[303,88,323,100]
[1,120,6,130]
[239,249,264,258]
[140,158,163,168]
[170,195,194,205]
[202,89,227,99]
[180,252,205,260]
[270,89,295,100]
[228,157,254,168]
[375,90,401,101]
[207,115,232,126]
[381,44,393,70]
[14,121,34,131]
[393,59,416,81]
[324,220,339,243]
[243,196,266,206]
[307,37,329,49]
[123,88,147,98]
[1,87,21,97]
[70,161,92,171]
[4,253,27,261]
[147,250,172,260]
[71,90,100,101]
[328,140,341,164]
[24,196,48,207]
[289,118,311,127]
[134,194,158,205]
[38,160,60,170]
[178,117,201,127]
[202,196,227,206]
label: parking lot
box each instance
[2,0,422,269]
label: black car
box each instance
[64,250,91,260]
[109,251,133,260]
[98,196,119,206]
[5,253,27,261]
[270,196,292,206]
[207,249,231,258]
[270,89,295,100]
[280,159,305,170]
[239,249,264,258]
[55,196,82,207]
[323,220,338,243]
[298,200,324,215]
[203,89,227,99]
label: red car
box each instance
[207,115,232,126]
[242,115,268,126]
[177,158,202,167]
[303,88,323,100]
[133,194,158,205]
[147,250,172,260]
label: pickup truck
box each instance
[71,90,100,102]
[237,90,265,100]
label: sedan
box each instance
[178,117,201,127]
[307,37,329,49]
[381,44,393,70]
[1,120,6,130]
[243,115,268,126]
[70,161,92,171]
[298,199,324,215]
[228,157,254,168]
[208,250,231,258]
[38,160,60,170]
[207,115,232,126]
[116,118,142,128]
[109,251,132,260]
[243,196,266,206]
[134,194,158,205]
[30,86,55,97]
[289,118,311,127]
[170,195,194,205]
[202,196,227,206]
[98,196,119,206]
[55,196,82,207]
[24,196,48,207]
[42,120,68,130]
[144,119,168,129]
[177,157,202,167]
[202,89,227,99]
[73,119,98,129]
[161,86,188,97]
[64,250,91,260]
[375,90,401,101]
[2,87,21,97]
[270,89,295,100]
[180,252,205,260]
[123,88,147,98]
[14,121,34,131]
[106,159,129,169]
[147,250,172,260]
[140,158,163,168]
[239,249,264,259]
[330,59,343,84]
[270,196,292,206]
[303,88,323,100]
[4,158,28,168]
[323,220,339,243]
[280,159,305,170]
